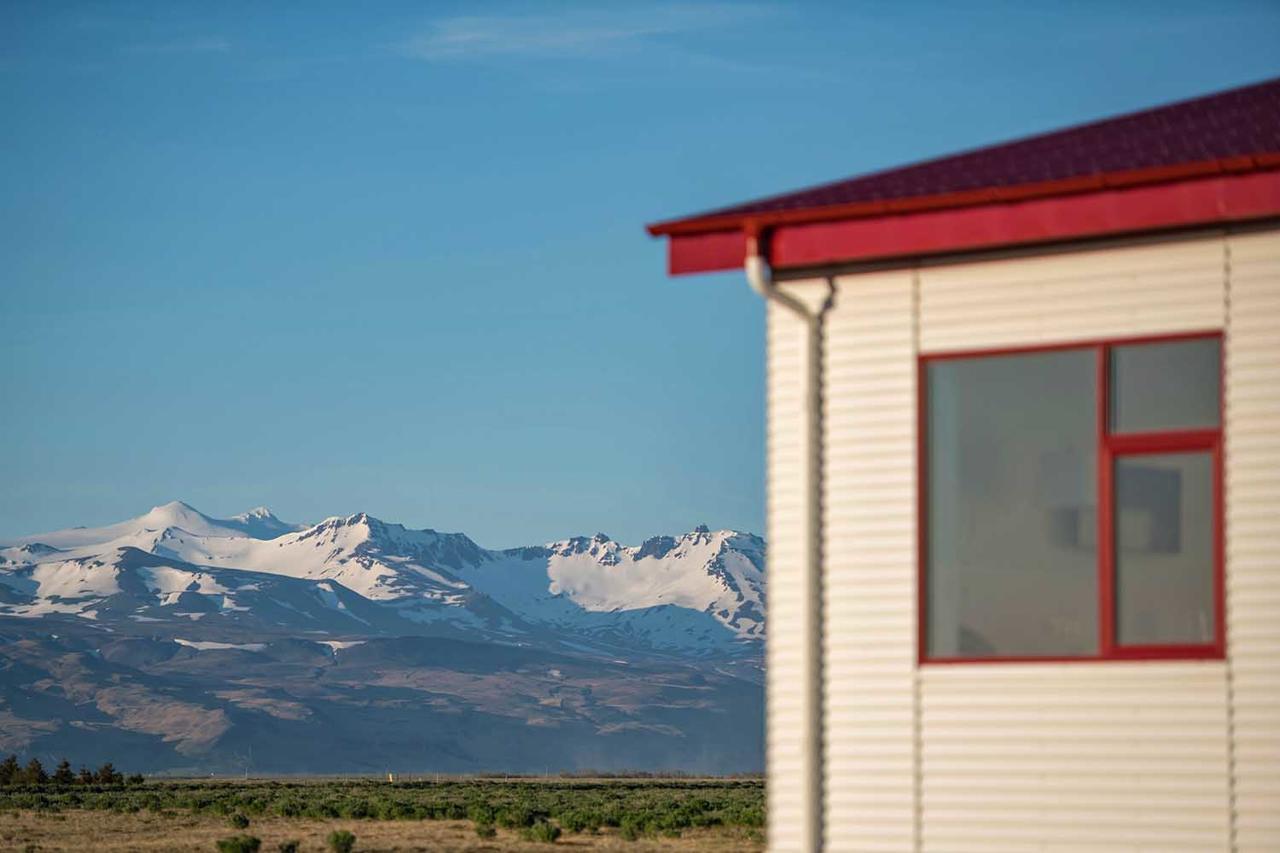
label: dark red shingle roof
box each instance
[650,77,1280,235]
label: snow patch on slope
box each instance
[175,638,266,652]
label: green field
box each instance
[0,777,765,849]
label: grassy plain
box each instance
[0,777,765,852]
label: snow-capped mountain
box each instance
[0,501,765,656]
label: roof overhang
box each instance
[648,155,1280,275]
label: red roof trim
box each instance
[666,228,744,276]
[663,166,1280,274]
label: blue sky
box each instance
[3,2,1278,547]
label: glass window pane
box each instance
[1115,452,1215,646]
[1111,338,1220,433]
[927,349,1098,658]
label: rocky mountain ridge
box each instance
[0,501,765,656]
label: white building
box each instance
[648,78,1280,851]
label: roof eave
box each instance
[651,162,1280,276]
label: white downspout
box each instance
[746,235,834,852]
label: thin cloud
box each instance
[399,4,772,61]
[125,37,231,55]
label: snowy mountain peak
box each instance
[308,512,405,537]
[18,543,62,556]
[233,506,278,521]
[144,500,209,527]
[153,499,196,512]
[635,535,677,560]
[521,525,766,641]
[227,506,300,539]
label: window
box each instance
[1114,453,1215,645]
[921,333,1223,662]
[1111,337,1221,433]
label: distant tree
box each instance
[53,759,75,785]
[127,773,145,785]
[326,829,356,853]
[0,755,18,785]
[77,766,94,785]
[95,762,121,784]
[22,758,47,785]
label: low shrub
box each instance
[495,805,537,828]
[0,776,766,841]
[558,809,600,833]
[326,829,356,853]
[228,813,250,829]
[215,835,261,853]
[521,820,562,844]
[619,817,641,842]
[473,819,496,838]
[276,842,300,853]
[467,803,495,824]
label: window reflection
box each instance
[1111,338,1220,433]
[1115,452,1214,645]
[927,349,1098,658]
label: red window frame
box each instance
[917,330,1225,665]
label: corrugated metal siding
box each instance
[765,286,818,851]
[1226,229,1280,851]
[760,230,1273,850]
[912,234,1232,850]
[919,664,1231,852]
[822,270,919,850]
[919,236,1226,352]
